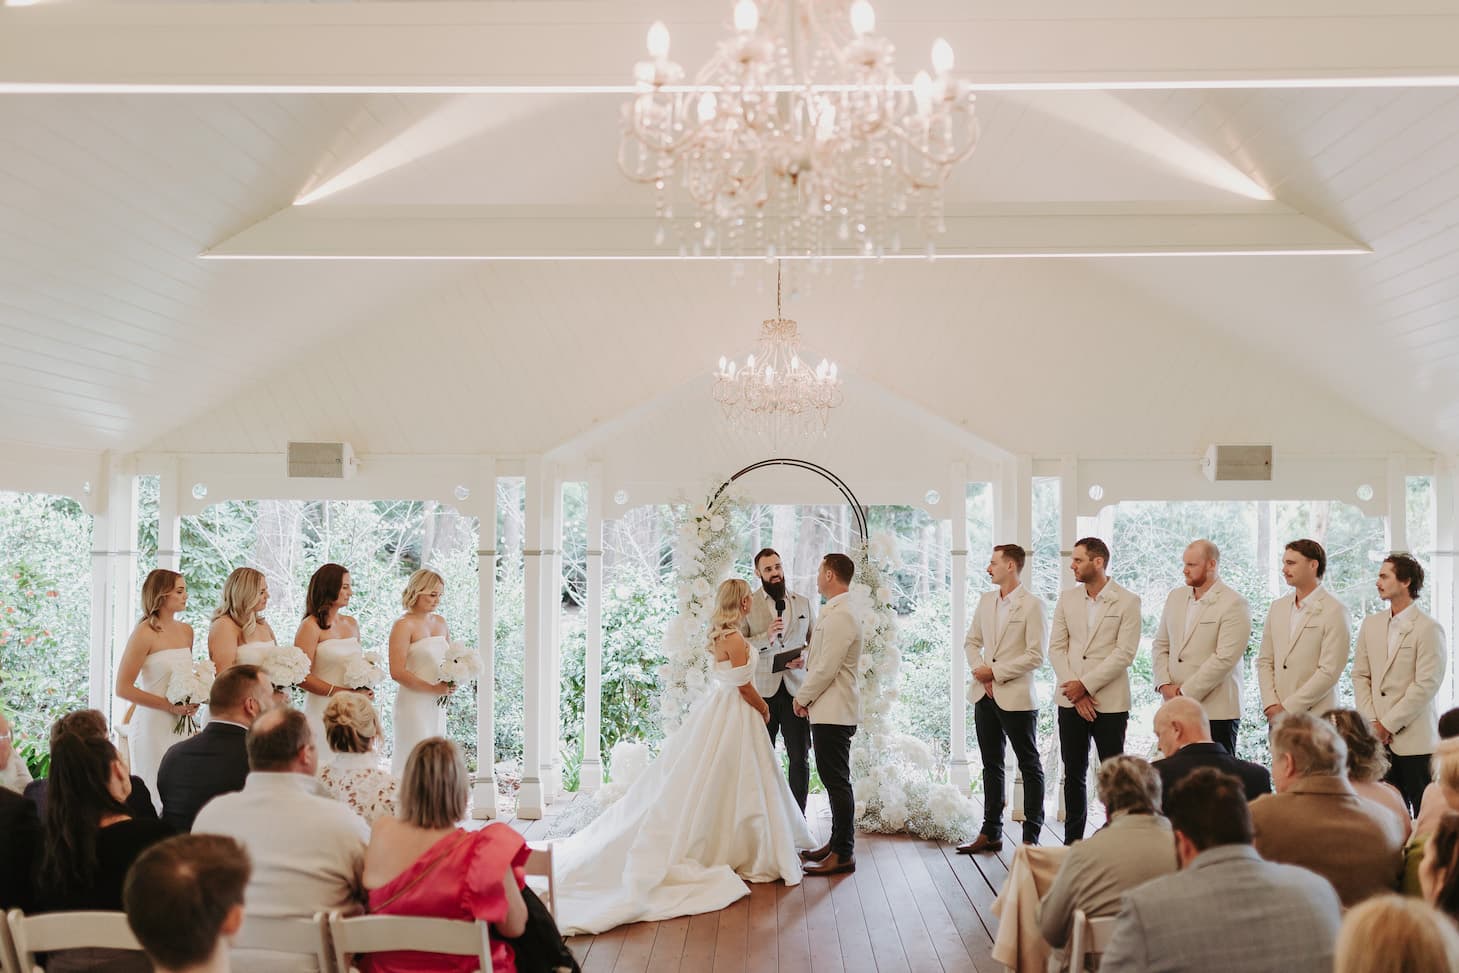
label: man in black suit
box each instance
[24,708,159,819]
[0,785,40,910]
[1151,697,1271,811]
[159,664,274,832]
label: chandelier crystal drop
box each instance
[713,263,844,437]
[619,0,979,263]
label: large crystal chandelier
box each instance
[619,0,979,262]
[713,263,844,436]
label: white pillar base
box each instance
[579,757,603,793]
[949,757,972,791]
[1011,762,1025,822]
[544,760,563,803]
[517,778,546,820]
[470,776,499,820]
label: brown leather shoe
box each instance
[955,834,1003,855]
[803,852,855,876]
[799,842,832,863]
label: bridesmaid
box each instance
[295,563,368,750]
[387,569,452,775]
[208,567,278,671]
[114,569,197,809]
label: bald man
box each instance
[1150,698,1271,812]
[1151,540,1252,755]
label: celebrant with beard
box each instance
[741,548,815,813]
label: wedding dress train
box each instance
[551,658,814,935]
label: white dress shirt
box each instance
[995,586,1018,642]
[1388,603,1417,663]
[1290,585,1324,641]
[1183,590,1206,642]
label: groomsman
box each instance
[957,544,1048,853]
[741,548,814,812]
[1353,553,1447,814]
[1049,537,1141,844]
[1152,540,1252,756]
[1256,539,1350,722]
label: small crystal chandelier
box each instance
[620,0,979,263]
[713,263,844,437]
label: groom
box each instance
[794,553,863,876]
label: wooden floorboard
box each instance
[775,881,813,972]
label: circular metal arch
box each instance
[711,457,869,543]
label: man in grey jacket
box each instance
[1099,768,1341,973]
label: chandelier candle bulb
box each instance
[849,0,876,36]
[646,21,671,60]
[931,38,956,76]
[733,0,760,33]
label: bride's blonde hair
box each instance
[707,578,750,645]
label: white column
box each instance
[948,462,972,791]
[471,457,499,820]
[580,463,606,793]
[517,457,547,819]
[101,462,140,725]
[1436,456,1458,711]
[542,472,565,803]
[1386,454,1409,554]
[1054,458,1080,823]
[156,458,182,572]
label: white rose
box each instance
[709,515,726,532]
[876,586,893,604]
[692,578,713,599]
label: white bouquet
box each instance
[436,642,484,707]
[261,645,311,692]
[165,658,216,734]
[340,650,386,691]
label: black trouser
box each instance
[765,683,811,812]
[1210,718,1240,757]
[812,723,857,858]
[1058,706,1129,844]
[974,696,1044,843]
[1384,749,1432,816]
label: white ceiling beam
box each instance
[3,2,1459,91]
[201,202,1367,260]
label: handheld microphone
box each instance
[774,597,787,646]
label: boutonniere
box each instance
[1100,591,1119,606]
[1396,618,1415,637]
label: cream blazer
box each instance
[964,586,1047,711]
[1048,580,1142,712]
[1151,581,1252,721]
[1256,587,1351,716]
[1352,607,1447,756]
[793,593,862,726]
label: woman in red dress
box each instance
[361,737,529,973]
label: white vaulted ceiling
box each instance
[1,1,1457,475]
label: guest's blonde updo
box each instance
[401,569,446,612]
[322,691,382,755]
[707,578,750,645]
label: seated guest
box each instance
[158,664,274,832]
[1038,755,1178,959]
[319,691,398,825]
[361,737,530,973]
[1335,895,1459,973]
[194,707,369,971]
[0,706,33,793]
[1250,712,1406,907]
[1324,707,1413,840]
[36,731,174,973]
[1415,711,1459,838]
[25,708,158,820]
[125,834,251,973]
[0,784,41,910]
[1150,697,1270,809]
[1101,769,1341,973]
[1420,812,1459,922]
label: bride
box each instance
[551,578,814,935]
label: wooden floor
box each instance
[503,791,1083,972]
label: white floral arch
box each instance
[653,460,978,842]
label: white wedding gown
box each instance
[551,658,814,935]
[303,637,364,750]
[391,635,448,774]
[129,647,196,810]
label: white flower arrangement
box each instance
[261,645,311,692]
[165,658,215,734]
[340,650,387,690]
[436,642,484,707]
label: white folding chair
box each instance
[1068,909,1118,971]
[328,912,491,973]
[0,913,20,973]
[233,912,334,973]
[6,909,143,972]
[525,845,556,918]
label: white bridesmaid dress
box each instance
[129,646,196,810]
[551,658,813,935]
[391,635,449,774]
[303,637,364,750]
[234,639,276,667]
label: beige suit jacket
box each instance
[1151,581,1252,721]
[1352,606,1447,756]
[793,592,862,726]
[1048,580,1141,712]
[964,585,1047,711]
[1256,586,1351,715]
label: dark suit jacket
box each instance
[0,786,41,910]
[1153,742,1273,811]
[25,773,158,821]
[158,721,250,832]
